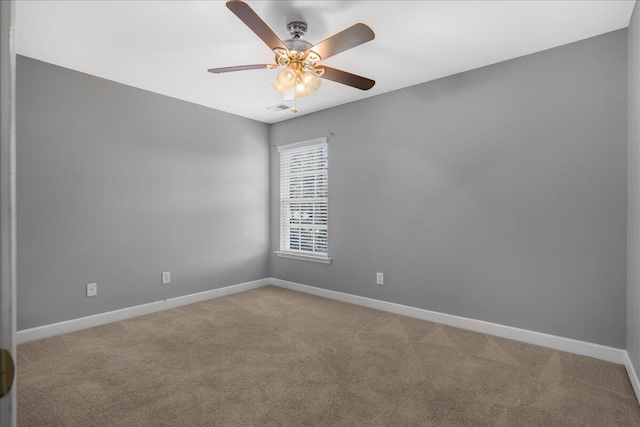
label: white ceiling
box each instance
[16,1,635,124]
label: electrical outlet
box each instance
[376,272,384,285]
[161,271,171,285]
[86,283,97,297]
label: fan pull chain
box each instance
[291,89,298,113]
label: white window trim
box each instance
[277,137,330,263]
[276,137,327,153]
[274,251,332,264]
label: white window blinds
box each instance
[278,138,328,257]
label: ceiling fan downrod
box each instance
[287,21,307,40]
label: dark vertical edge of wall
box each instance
[0,0,18,424]
[270,30,628,348]
[628,0,640,379]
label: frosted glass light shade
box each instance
[276,69,296,90]
[272,69,322,100]
[302,73,321,93]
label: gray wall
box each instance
[628,1,640,375]
[17,56,270,330]
[271,30,628,348]
[16,27,630,350]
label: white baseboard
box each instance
[269,278,626,365]
[17,278,271,344]
[16,275,638,403]
[625,351,640,405]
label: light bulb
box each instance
[295,75,309,99]
[276,69,296,90]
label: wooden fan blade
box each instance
[306,23,374,61]
[208,64,274,74]
[321,67,375,90]
[226,0,287,52]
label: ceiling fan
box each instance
[208,0,375,113]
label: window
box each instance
[276,138,330,263]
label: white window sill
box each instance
[274,251,332,264]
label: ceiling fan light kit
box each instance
[208,0,376,113]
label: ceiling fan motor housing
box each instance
[284,38,313,53]
[285,21,313,53]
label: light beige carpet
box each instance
[17,285,640,426]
